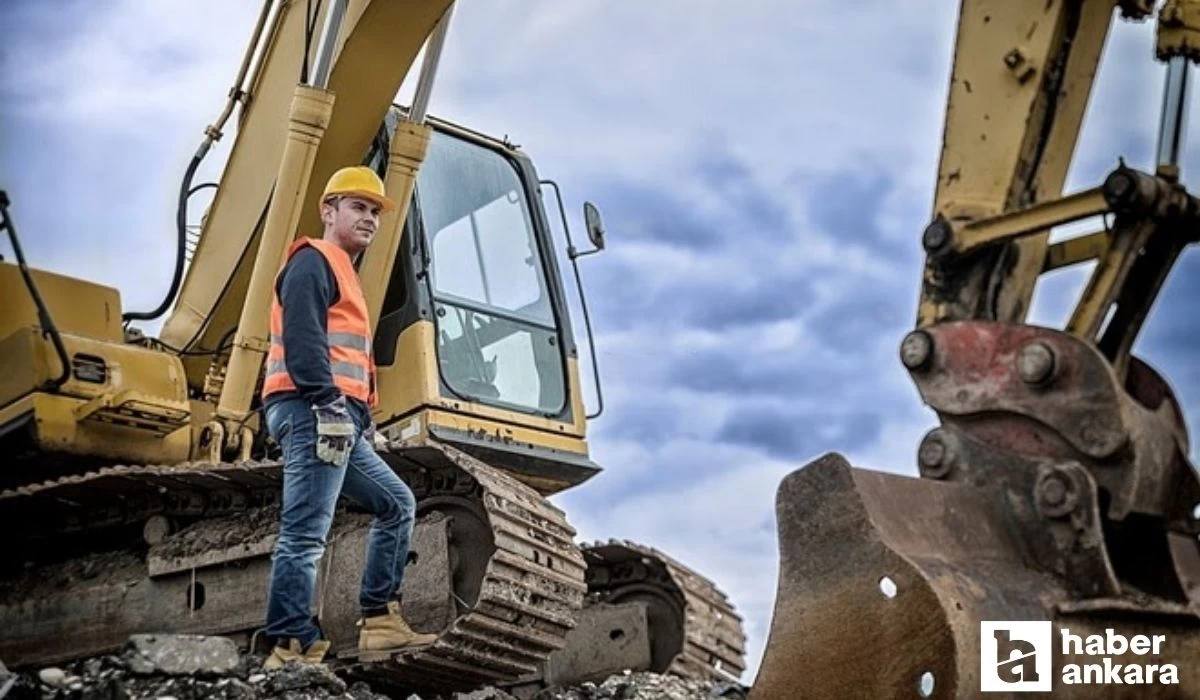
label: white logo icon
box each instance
[981,621,1052,692]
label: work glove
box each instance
[313,396,354,468]
[363,421,389,452]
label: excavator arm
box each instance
[159,0,451,356]
[919,0,1126,326]
[751,1,1200,697]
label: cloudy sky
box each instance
[4,0,1200,684]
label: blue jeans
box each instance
[263,396,418,648]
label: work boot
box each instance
[262,637,331,671]
[357,600,438,662]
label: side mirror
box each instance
[583,202,606,252]
[538,179,607,420]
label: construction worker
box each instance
[259,166,437,670]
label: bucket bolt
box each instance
[1017,341,1056,385]
[1036,468,1078,518]
[918,429,953,479]
[922,216,953,254]
[901,330,934,372]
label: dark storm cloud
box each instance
[598,396,681,445]
[584,144,800,254]
[588,179,728,251]
[586,253,815,334]
[717,404,885,462]
[666,345,855,399]
[805,170,891,242]
[579,159,819,334]
[688,279,811,330]
[807,287,911,354]
[789,167,922,263]
[694,150,793,239]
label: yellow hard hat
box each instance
[322,166,396,213]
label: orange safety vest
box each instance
[261,237,378,408]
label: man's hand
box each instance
[313,396,354,467]
[363,421,389,452]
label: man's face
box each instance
[322,195,382,255]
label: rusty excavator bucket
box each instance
[749,322,1200,699]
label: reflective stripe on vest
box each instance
[260,237,378,407]
[265,358,368,381]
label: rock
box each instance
[218,678,261,700]
[708,682,748,698]
[268,662,347,695]
[455,689,519,700]
[124,634,240,676]
[537,671,739,700]
[347,681,389,700]
[38,666,67,687]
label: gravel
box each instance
[0,637,748,700]
[529,671,746,700]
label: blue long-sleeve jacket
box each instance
[262,246,370,427]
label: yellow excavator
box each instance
[751,0,1200,697]
[0,1,745,696]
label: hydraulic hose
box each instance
[123,145,205,322]
[121,0,279,323]
[0,190,71,389]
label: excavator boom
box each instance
[159,0,452,357]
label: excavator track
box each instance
[1,459,285,550]
[0,440,587,697]
[355,441,588,695]
[582,540,746,684]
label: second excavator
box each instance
[752,0,1200,697]
[0,1,745,696]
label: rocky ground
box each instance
[0,635,747,700]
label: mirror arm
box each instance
[540,179,605,420]
[567,243,604,260]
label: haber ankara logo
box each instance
[981,621,1052,692]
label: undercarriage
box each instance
[0,438,745,697]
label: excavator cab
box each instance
[364,109,601,496]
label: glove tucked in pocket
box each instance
[313,397,355,468]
